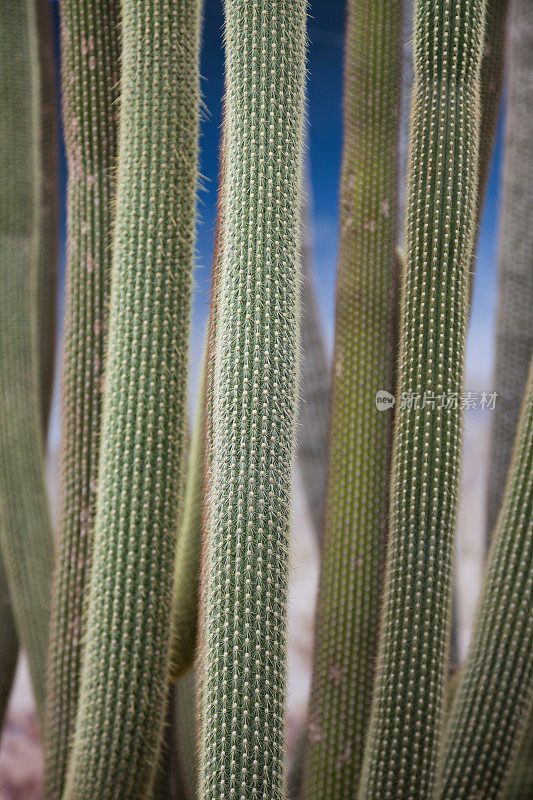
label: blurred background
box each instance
[0,1,504,796]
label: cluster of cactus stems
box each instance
[437,358,533,799]
[0,0,55,722]
[43,1,121,795]
[358,1,486,798]
[301,2,402,799]
[2,1,533,799]
[199,2,306,798]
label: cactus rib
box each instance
[357,1,486,798]
[301,1,402,797]
[199,1,307,797]
[0,554,18,729]
[43,2,120,795]
[437,359,533,799]
[62,1,202,797]
[0,0,55,722]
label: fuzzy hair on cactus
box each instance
[199,1,307,798]
[486,0,533,544]
[43,2,120,795]
[437,358,533,799]
[0,0,55,723]
[300,1,402,798]
[61,1,202,797]
[357,1,486,798]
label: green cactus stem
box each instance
[43,2,120,795]
[300,2,401,798]
[486,0,532,544]
[437,358,533,800]
[0,0,55,723]
[199,1,307,797]
[61,1,202,797]
[170,357,208,680]
[503,708,533,800]
[36,0,59,434]
[357,1,486,798]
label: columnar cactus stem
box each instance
[486,0,532,543]
[301,2,401,797]
[170,357,208,679]
[62,1,202,797]
[36,0,59,434]
[0,0,54,722]
[357,2,486,798]
[437,359,533,800]
[43,2,120,795]
[503,708,533,800]
[199,2,307,797]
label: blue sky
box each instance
[53,0,504,405]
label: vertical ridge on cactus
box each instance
[61,0,202,797]
[437,358,533,800]
[357,2,486,798]
[199,2,307,797]
[300,2,401,797]
[486,0,533,543]
[43,2,120,795]
[0,0,54,723]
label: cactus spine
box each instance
[437,359,533,799]
[62,1,202,797]
[199,2,306,797]
[357,2,486,798]
[0,0,54,722]
[486,0,533,543]
[43,2,120,795]
[300,3,401,797]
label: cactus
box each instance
[174,667,200,800]
[61,0,202,797]
[486,0,533,543]
[437,358,533,799]
[300,3,401,798]
[297,188,330,540]
[503,709,533,800]
[199,2,307,797]
[43,2,120,795]
[170,357,208,679]
[36,0,59,434]
[357,2,486,798]
[0,0,55,722]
